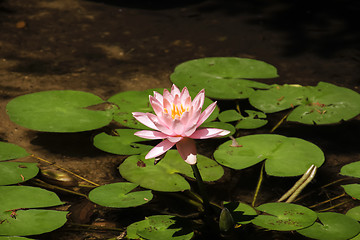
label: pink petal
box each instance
[134,130,168,139]
[190,128,230,139]
[153,91,163,103]
[163,97,172,113]
[176,138,197,165]
[147,114,175,136]
[163,89,173,102]
[149,96,164,117]
[171,84,181,97]
[192,89,205,110]
[171,118,185,135]
[196,102,217,127]
[145,139,176,159]
[132,112,158,130]
[180,87,191,104]
[167,136,183,143]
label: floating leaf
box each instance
[223,202,257,225]
[218,110,243,122]
[342,184,360,199]
[249,82,360,125]
[347,206,360,222]
[0,186,66,236]
[93,129,152,155]
[219,110,267,129]
[0,162,39,186]
[252,202,317,231]
[199,122,235,137]
[119,150,224,192]
[340,161,360,178]
[0,237,35,240]
[88,182,152,208]
[108,89,218,129]
[297,212,360,240]
[127,215,193,240]
[170,57,277,99]
[214,134,324,177]
[0,142,29,161]
[6,90,114,132]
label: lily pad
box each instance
[0,162,39,186]
[218,109,267,129]
[342,184,360,199]
[249,82,360,125]
[170,57,278,99]
[223,202,257,225]
[6,90,114,132]
[252,202,317,231]
[119,150,224,192]
[0,142,29,161]
[93,129,153,155]
[88,182,153,208]
[127,215,193,240]
[340,161,360,178]
[213,134,324,177]
[0,186,67,236]
[347,206,360,222]
[0,237,35,240]
[108,89,219,129]
[297,212,360,240]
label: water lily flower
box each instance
[132,85,230,165]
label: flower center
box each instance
[164,104,187,119]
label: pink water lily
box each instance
[132,84,230,165]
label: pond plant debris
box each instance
[1,57,360,239]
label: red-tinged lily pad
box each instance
[170,57,277,100]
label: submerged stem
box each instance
[252,163,265,207]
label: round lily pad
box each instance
[250,82,360,125]
[170,57,277,99]
[218,110,267,129]
[340,161,360,178]
[93,129,153,155]
[0,142,29,161]
[6,90,114,132]
[342,184,360,199]
[108,89,219,129]
[297,212,360,240]
[88,182,153,208]
[214,134,324,177]
[127,215,193,240]
[223,202,257,225]
[0,186,66,236]
[252,202,317,231]
[0,162,39,186]
[347,206,360,222]
[119,150,224,192]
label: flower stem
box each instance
[191,163,211,217]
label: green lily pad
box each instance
[199,122,235,138]
[93,129,153,155]
[223,202,257,225]
[340,161,360,178]
[342,184,360,199]
[170,57,277,99]
[252,202,317,231]
[108,89,218,129]
[214,134,324,177]
[297,212,360,240]
[127,215,193,240]
[219,110,267,129]
[119,150,224,192]
[88,182,153,208]
[249,82,360,125]
[0,162,39,186]
[347,206,360,222]
[0,237,35,240]
[0,186,66,236]
[0,142,29,161]
[6,90,114,132]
